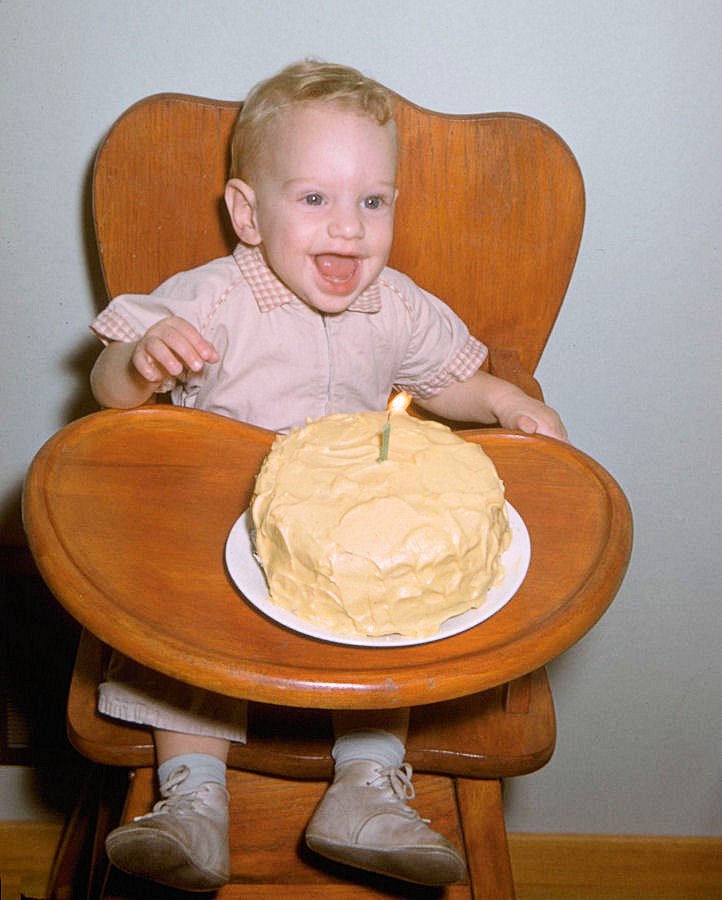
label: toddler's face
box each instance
[247,104,398,314]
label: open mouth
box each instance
[314,253,360,289]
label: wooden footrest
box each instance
[102,767,479,898]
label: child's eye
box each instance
[363,195,384,210]
[303,193,324,206]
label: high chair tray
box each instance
[24,406,632,709]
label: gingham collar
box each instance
[233,244,382,313]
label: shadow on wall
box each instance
[65,144,110,420]
[2,149,108,546]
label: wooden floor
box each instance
[508,833,722,899]
[0,821,65,900]
[1,820,720,900]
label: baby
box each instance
[90,60,567,891]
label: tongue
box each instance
[315,254,357,282]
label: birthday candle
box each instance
[377,392,411,462]
[377,416,391,462]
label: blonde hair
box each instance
[229,60,396,180]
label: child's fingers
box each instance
[165,318,219,366]
[516,414,538,435]
[140,333,187,377]
[527,413,568,442]
[515,410,568,442]
[135,318,219,381]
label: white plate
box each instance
[225,503,530,647]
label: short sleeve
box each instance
[381,273,488,399]
[89,255,241,345]
[90,296,172,344]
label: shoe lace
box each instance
[132,765,206,822]
[368,762,416,801]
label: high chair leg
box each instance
[455,778,516,900]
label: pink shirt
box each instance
[91,245,487,433]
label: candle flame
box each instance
[388,391,412,414]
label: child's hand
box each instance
[493,392,568,442]
[411,371,568,441]
[131,316,219,386]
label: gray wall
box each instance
[2,1,720,834]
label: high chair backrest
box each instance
[93,91,584,375]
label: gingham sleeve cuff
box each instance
[90,306,144,344]
[399,334,488,399]
[89,306,177,393]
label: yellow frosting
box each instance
[251,411,510,638]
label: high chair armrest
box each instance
[486,347,544,401]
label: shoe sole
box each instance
[106,827,229,892]
[305,833,467,885]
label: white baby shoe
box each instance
[105,765,230,891]
[305,758,467,885]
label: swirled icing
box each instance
[251,411,510,638]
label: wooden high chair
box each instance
[23,90,632,899]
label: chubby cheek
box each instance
[265,219,314,265]
[261,240,318,300]
[371,216,395,258]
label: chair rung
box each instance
[102,767,477,897]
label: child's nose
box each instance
[327,205,364,240]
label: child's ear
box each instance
[225,179,261,245]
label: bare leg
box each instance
[332,707,409,743]
[154,729,230,765]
